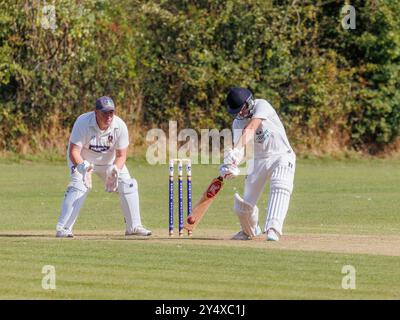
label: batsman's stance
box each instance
[220,87,296,241]
[55,96,152,238]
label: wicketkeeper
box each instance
[55,96,152,238]
[219,87,296,241]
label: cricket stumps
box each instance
[169,158,192,237]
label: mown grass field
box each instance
[0,157,399,299]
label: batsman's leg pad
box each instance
[118,178,142,233]
[270,164,294,194]
[57,186,89,231]
[264,165,294,235]
[68,171,91,193]
[234,193,259,237]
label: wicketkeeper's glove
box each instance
[105,164,120,192]
[76,160,94,189]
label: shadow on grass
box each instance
[0,234,52,238]
[0,233,224,241]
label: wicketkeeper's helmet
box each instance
[226,87,253,115]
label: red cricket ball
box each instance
[187,216,196,224]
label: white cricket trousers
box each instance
[243,154,296,235]
[56,164,142,233]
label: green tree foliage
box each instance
[1,0,399,154]
[0,0,140,152]
[316,0,400,152]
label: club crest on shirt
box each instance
[255,128,271,143]
[108,134,113,143]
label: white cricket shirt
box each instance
[67,111,129,166]
[232,99,294,158]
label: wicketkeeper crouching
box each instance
[55,96,151,238]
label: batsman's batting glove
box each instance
[105,164,120,192]
[224,147,244,166]
[219,164,240,180]
[76,160,94,189]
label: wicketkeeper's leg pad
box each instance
[234,193,259,237]
[57,186,89,232]
[118,178,142,233]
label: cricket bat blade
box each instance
[184,176,224,232]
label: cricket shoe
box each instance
[125,226,152,236]
[231,225,262,240]
[266,228,280,241]
[56,229,74,238]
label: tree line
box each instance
[0,0,399,155]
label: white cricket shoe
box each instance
[266,228,280,241]
[56,229,74,238]
[231,230,251,240]
[232,225,261,240]
[125,226,152,236]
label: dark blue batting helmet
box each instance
[226,87,253,115]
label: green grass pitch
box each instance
[0,158,399,299]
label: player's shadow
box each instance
[0,233,225,241]
[0,234,50,238]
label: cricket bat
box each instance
[183,176,224,232]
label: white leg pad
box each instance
[264,165,294,235]
[234,193,259,237]
[56,186,88,232]
[118,178,142,233]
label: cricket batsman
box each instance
[219,87,296,241]
[55,96,152,238]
